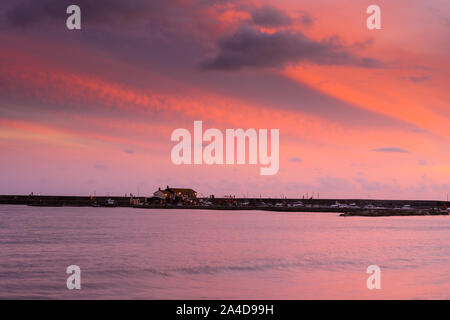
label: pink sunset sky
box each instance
[0,0,449,199]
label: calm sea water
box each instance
[0,205,449,299]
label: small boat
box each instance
[91,198,117,207]
[292,201,304,207]
[104,198,117,207]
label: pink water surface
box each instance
[0,205,449,299]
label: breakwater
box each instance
[0,195,142,207]
[0,194,447,210]
[340,209,448,217]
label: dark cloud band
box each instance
[201,26,383,71]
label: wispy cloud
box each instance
[401,76,431,83]
[372,147,409,153]
[418,160,428,166]
[298,11,315,28]
[408,128,428,133]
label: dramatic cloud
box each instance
[201,26,383,70]
[249,5,293,27]
[372,147,409,153]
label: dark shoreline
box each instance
[0,195,448,216]
[0,194,447,207]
